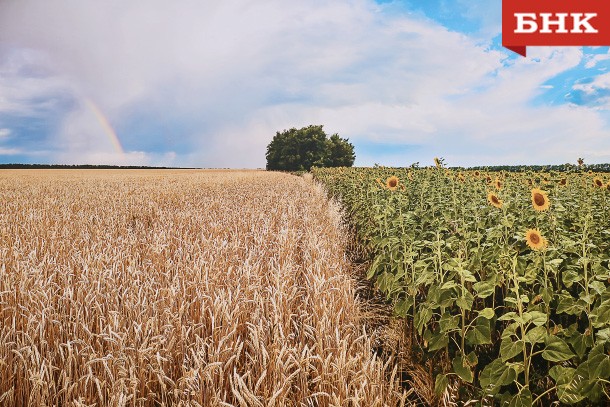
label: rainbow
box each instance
[84,98,125,156]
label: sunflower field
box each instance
[313,166,610,405]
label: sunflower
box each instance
[559,178,567,186]
[487,192,503,209]
[531,188,550,211]
[385,176,399,191]
[494,178,503,190]
[593,177,604,188]
[434,157,442,168]
[474,170,480,177]
[525,228,547,250]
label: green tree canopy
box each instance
[265,125,355,171]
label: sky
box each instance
[0,0,609,168]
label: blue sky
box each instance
[1,0,609,168]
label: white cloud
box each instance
[0,148,21,155]
[570,72,610,110]
[0,128,11,138]
[584,51,610,69]
[572,72,610,94]
[0,1,608,167]
[0,48,72,116]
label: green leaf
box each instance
[479,359,516,396]
[367,254,383,279]
[563,348,609,403]
[500,337,523,362]
[589,299,610,329]
[562,270,583,288]
[478,307,495,319]
[414,306,433,336]
[568,332,594,359]
[524,311,547,327]
[596,327,610,344]
[440,280,458,290]
[394,299,411,317]
[524,326,547,344]
[455,290,474,311]
[588,280,606,295]
[501,322,518,339]
[473,280,495,298]
[439,312,459,333]
[465,351,478,367]
[549,365,572,382]
[540,287,553,304]
[498,311,518,322]
[428,330,449,351]
[557,293,586,316]
[434,374,448,396]
[542,335,575,362]
[466,318,492,346]
[458,267,477,283]
[452,355,474,383]
[590,350,610,379]
[555,367,585,404]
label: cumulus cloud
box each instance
[0,0,608,167]
[584,50,610,69]
[568,72,610,110]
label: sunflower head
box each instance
[434,157,441,168]
[559,178,567,186]
[487,192,503,209]
[474,170,480,177]
[385,176,399,191]
[494,178,502,190]
[525,228,547,250]
[593,177,604,188]
[531,188,550,211]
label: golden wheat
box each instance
[0,170,406,406]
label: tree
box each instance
[265,125,355,171]
[324,134,356,167]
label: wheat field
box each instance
[0,170,406,406]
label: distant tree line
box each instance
[266,125,355,172]
[462,163,610,173]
